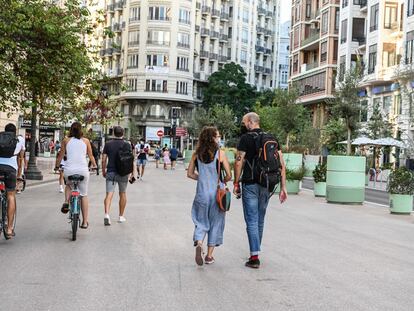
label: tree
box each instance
[256,88,308,151]
[321,118,347,154]
[330,65,362,155]
[0,0,100,179]
[364,102,393,139]
[211,104,237,142]
[202,62,256,117]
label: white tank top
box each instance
[65,138,88,174]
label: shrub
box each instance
[286,166,306,181]
[312,163,327,183]
[387,167,414,195]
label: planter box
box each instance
[365,174,369,186]
[304,155,320,177]
[314,182,326,197]
[284,153,303,171]
[183,150,194,169]
[326,155,365,204]
[275,180,301,194]
[389,194,413,214]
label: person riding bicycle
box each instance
[55,122,96,229]
[0,123,25,239]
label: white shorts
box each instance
[64,171,90,196]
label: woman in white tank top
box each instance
[55,122,97,229]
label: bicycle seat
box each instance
[68,174,84,181]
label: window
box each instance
[406,31,414,64]
[145,80,168,92]
[394,95,402,115]
[130,7,140,22]
[148,6,171,21]
[147,30,170,45]
[179,9,190,24]
[368,44,377,74]
[293,54,299,73]
[146,54,168,67]
[333,39,338,61]
[370,4,379,32]
[296,71,326,96]
[342,0,348,8]
[341,19,347,43]
[322,11,329,34]
[242,29,248,43]
[243,8,249,23]
[383,96,392,114]
[335,8,340,32]
[126,78,138,92]
[128,30,139,46]
[176,56,189,71]
[352,18,365,43]
[306,0,311,18]
[383,43,396,67]
[409,0,414,17]
[176,81,188,94]
[241,50,247,64]
[149,104,165,117]
[384,5,398,29]
[177,33,190,48]
[127,54,139,68]
[339,55,346,81]
[321,41,327,62]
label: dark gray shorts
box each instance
[106,172,128,193]
[0,165,17,191]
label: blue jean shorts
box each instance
[106,172,128,193]
[137,159,147,166]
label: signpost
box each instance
[157,130,164,138]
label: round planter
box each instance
[314,182,326,197]
[183,150,194,169]
[365,174,369,186]
[286,180,300,194]
[304,155,320,177]
[389,194,413,214]
[326,155,365,204]
[284,153,303,171]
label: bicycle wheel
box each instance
[72,213,79,241]
[1,197,8,239]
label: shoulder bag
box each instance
[216,150,231,212]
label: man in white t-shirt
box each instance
[134,140,150,181]
[0,123,25,239]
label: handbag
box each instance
[216,150,231,212]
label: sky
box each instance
[280,0,292,23]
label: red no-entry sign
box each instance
[157,130,164,137]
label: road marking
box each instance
[364,201,388,207]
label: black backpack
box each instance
[248,131,281,194]
[0,132,18,158]
[115,141,134,176]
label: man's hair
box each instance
[244,112,260,124]
[113,126,124,138]
[5,123,16,134]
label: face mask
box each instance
[240,124,248,135]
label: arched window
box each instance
[149,104,165,117]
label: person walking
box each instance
[101,126,134,225]
[154,145,162,168]
[169,146,179,170]
[55,122,97,229]
[187,126,231,266]
[163,147,171,170]
[135,140,150,181]
[0,123,25,239]
[233,112,288,269]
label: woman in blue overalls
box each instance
[187,126,232,266]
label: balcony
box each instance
[264,48,272,55]
[360,0,367,9]
[177,42,190,49]
[112,23,121,32]
[211,31,219,39]
[115,1,124,10]
[129,16,139,23]
[264,68,271,74]
[302,30,320,47]
[148,16,171,22]
[146,40,170,46]
[218,55,229,63]
[128,41,139,47]
[255,45,265,53]
[220,12,229,21]
[201,6,211,14]
[201,28,210,37]
[99,49,106,57]
[258,7,266,15]
[219,33,228,42]
[266,11,273,19]
[107,4,114,12]
[209,53,218,60]
[196,2,201,10]
[301,62,319,72]
[256,26,265,34]
[264,29,273,37]
[211,9,220,18]
[195,25,200,32]
[179,18,191,25]
[200,50,209,58]
[105,48,113,56]
[254,65,264,72]
[194,72,201,79]
[352,37,366,46]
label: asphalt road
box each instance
[2,165,414,311]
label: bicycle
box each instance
[66,174,84,241]
[0,174,16,240]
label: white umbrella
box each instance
[337,136,375,145]
[372,137,406,148]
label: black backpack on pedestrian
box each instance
[248,131,281,194]
[115,141,134,176]
[0,132,18,158]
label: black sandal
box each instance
[80,222,89,229]
[61,203,69,214]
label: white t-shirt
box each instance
[135,143,150,154]
[0,136,25,171]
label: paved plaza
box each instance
[1,162,414,311]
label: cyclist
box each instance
[0,123,25,238]
[55,122,96,229]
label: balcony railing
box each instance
[360,0,367,8]
[255,45,265,53]
[128,41,139,47]
[254,65,264,72]
[264,68,271,74]
[146,40,170,46]
[194,72,201,79]
[264,48,272,55]
[218,55,229,62]
[148,16,171,21]
[352,37,366,45]
[195,25,200,32]
[211,9,220,17]
[200,50,209,58]
[115,1,124,10]
[302,30,320,46]
[256,26,265,34]
[196,2,201,10]
[177,42,190,49]
[129,16,140,23]
[201,6,211,14]
[258,7,266,15]
[265,29,273,36]
[107,4,114,11]
[209,53,218,60]
[220,12,229,20]
[266,11,273,18]
[211,31,219,39]
[219,33,228,41]
[201,28,210,36]
[179,18,191,25]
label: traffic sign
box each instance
[157,130,164,137]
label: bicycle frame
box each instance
[69,182,81,215]
[0,182,6,232]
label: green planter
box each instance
[326,155,365,204]
[284,153,303,171]
[275,180,301,194]
[314,182,326,197]
[365,174,369,186]
[389,194,413,214]
[304,155,320,177]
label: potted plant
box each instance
[387,167,414,214]
[285,166,306,194]
[313,163,327,197]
